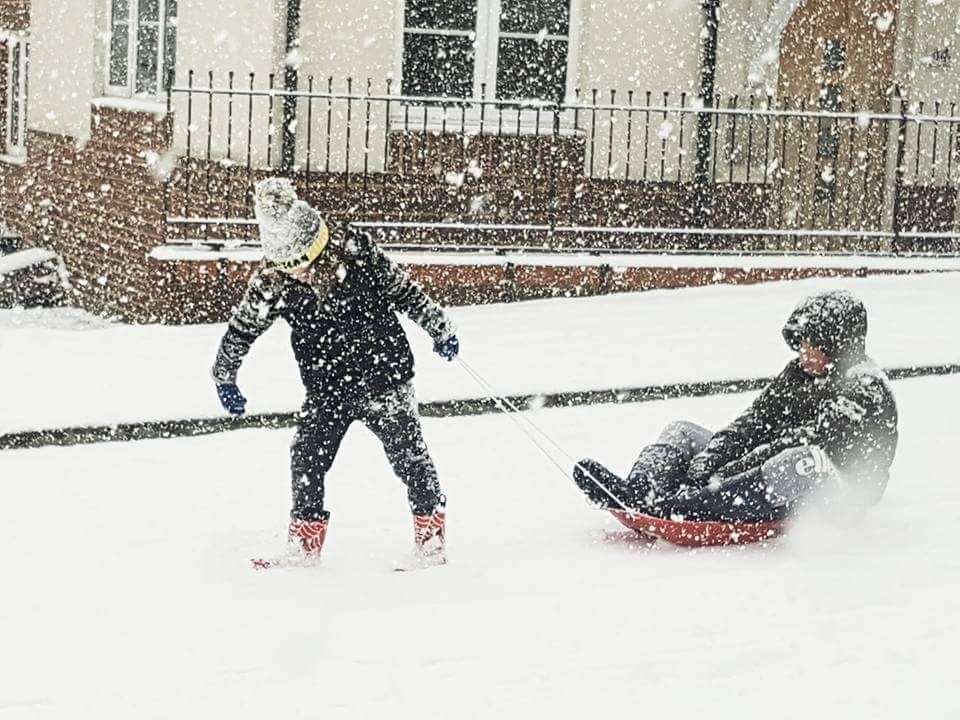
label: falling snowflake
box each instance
[285,48,303,70]
[144,150,177,183]
[527,394,546,410]
[469,195,486,214]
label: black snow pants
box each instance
[575,421,840,523]
[290,382,444,521]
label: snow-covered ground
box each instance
[2,273,960,434]
[2,373,959,719]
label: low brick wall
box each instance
[407,263,875,306]
[0,97,951,324]
[0,104,810,324]
[138,256,896,324]
[0,105,199,321]
[0,0,29,31]
[166,161,773,252]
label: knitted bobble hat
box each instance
[253,177,329,270]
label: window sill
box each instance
[0,152,28,166]
[92,96,168,116]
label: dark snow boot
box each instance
[573,459,629,509]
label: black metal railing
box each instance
[163,73,960,254]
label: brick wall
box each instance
[166,160,777,253]
[0,105,220,322]
[0,111,911,325]
[0,97,941,325]
[134,256,893,323]
[0,0,29,30]
[407,263,884,305]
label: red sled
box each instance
[609,509,784,547]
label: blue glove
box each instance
[434,335,459,361]
[217,383,247,416]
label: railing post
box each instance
[694,0,720,236]
[281,0,302,172]
[549,101,561,237]
[163,68,175,243]
[185,69,194,222]
[891,86,908,253]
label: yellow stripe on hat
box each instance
[301,220,330,266]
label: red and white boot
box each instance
[251,515,329,570]
[395,511,446,572]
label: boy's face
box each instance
[282,251,338,293]
[799,340,831,377]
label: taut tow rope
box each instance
[455,357,634,514]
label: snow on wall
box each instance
[0,247,57,275]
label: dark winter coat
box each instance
[686,291,898,504]
[212,225,454,405]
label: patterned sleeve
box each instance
[211,268,284,383]
[348,226,455,343]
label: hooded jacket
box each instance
[686,291,898,504]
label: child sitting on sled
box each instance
[573,290,898,526]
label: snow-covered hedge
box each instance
[0,247,69,309]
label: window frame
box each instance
[393,0,581,131]
[105,0,177,99]
[4,34,29,159]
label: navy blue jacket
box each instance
[213,226,453,405]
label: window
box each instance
[402,0,477,99]
[107,0,177,97]
[401,0,573,104]
[4,37,29,157]
[816,39,843,201]
[495,0,570,102]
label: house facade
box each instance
[1,0,959,322]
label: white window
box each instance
[4,36,29,157]
[400,0,576,104]
[107,0,177,97]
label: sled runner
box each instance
[608,509,784,547]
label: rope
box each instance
[455,357,634,514]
